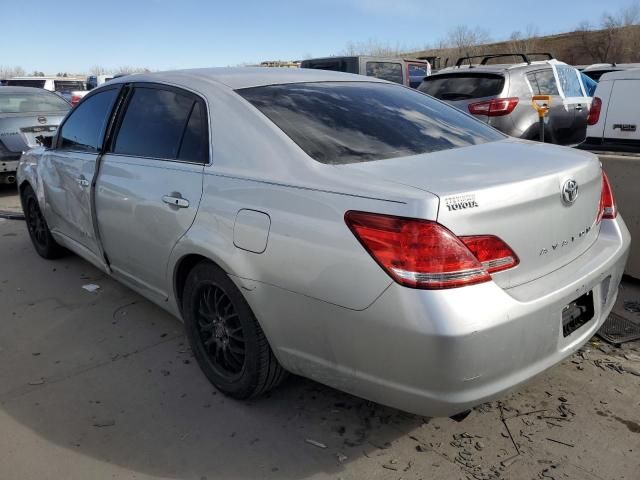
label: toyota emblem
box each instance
[561,179,579,205]
[37,116,47,124]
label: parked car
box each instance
[418,54,592,145]
[579,69,640,153]
[5,77,88,107]
[86,74,114,90]
[300,56,431,88]
[17,68,629,417]
[0,87,70,185]
[582,63,640,82]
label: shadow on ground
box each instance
[0,219,427,480]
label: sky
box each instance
[0,0,634,73]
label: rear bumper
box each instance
[252,217,630,417]
[341,217,630,416]
[1,160,19,174]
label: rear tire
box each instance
[182,262,287,399]
[21,185,66,259]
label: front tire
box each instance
[21,185,66,259]
[182,262,287,399]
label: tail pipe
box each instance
[1,174,16,185]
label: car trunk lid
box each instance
[339,139,603,289]
[0,112,65,152]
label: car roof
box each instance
[599,68,640,81]
[0,86,61,94]
[107,67,387,90]
[434,60,565,76]
[583,63,640,72]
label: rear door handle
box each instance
[162,195,190,208]
[575,105,584,111]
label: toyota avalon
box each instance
[17,68,630,416]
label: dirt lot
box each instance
[0,184,639,480]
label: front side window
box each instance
[526,70,559,96]
[59,88,119,152]
[365,62,403,84]
[113,86,208,162]
[238,82,504,165]
[0,91,70,113]
[555,65,584,97]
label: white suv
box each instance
[581,69,640,153]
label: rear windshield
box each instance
[6,79,46,88]
[419,73,505,100]
[54,80,85,92]
[0,91,70,113]
[238,82,504,165]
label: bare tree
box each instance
[0,65,26,78]
[90,65,112,76]
[447,25,491,58]
[340,39,404,57]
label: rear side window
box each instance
[238,82,504,165]
[555,65,584,97]
[366,62,403,84]
[59,89,119,152]
[408,64,429,77]
[419,74,505,100]
[113,87,208,163]
[526,70,559,95]
[178,102,208,163]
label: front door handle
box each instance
[162,194,190,208]
[575,104,584,111]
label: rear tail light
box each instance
[587,97,602,126]
[70,94,82,108]
[345,211,518,289]
[598,170,617,221]
[468,97,519,117]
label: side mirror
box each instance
[35,135,54,149]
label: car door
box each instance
[41,86,120,257]
[526,68,571,144]
[95,83,207,300]
[553,64,591,144]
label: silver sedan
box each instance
[17,68,630,416]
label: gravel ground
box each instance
[0,186,638,480]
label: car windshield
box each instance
[0,92,70,113]
[237,82,504,165]
[419,73,505,100]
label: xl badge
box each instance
[561,179,579,205]
[445,194,478,212]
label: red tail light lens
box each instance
[345,211,518,289]
[598,170,617,221]
[70,94,82,108]
[587,97,602,126]
[468,97,519,117]
[459,235,519,273]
